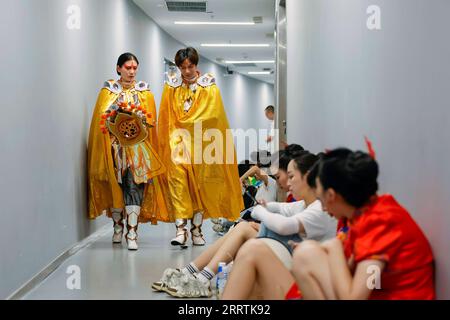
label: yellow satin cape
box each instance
[158,80,244,221]
[87,84,171,224]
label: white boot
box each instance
[171,219,188,246]
[125,205,140,250]
[191,212,206,246]
[111,208,124,243]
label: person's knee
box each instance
[233,220,249,231]
[233,220,256,238]
[292,240,322,275]
[243,222,259,237]
[235,239,266,263]
[295,240,321,254]
[322,238,342,251]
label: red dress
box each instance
[344,194,435,300]
[286,195,435,300]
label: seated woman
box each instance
[291,148,435,300]
[212,145,304,234]
[221,153,337,300]
[213,154,278,234]
[270,144,304,202]
[252,153,336,254]
[151,145,306,298]
[240,145,306,206]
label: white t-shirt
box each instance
[254,176,278,202]
[265,200,306,217]
[252,200,337,242]
[295,200,337,241]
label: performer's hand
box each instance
[266,136,273,143]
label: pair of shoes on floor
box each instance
[151,269,212,298]
[151,268,183,293]
[166,274,212,298]
[171,235,206,247]
[171,230,206,246]
[212,218,233,236]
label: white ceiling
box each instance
[133,0,276,84]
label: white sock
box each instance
[197,267,215,285]
[181,262,199,276]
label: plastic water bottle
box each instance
[215,262,228,299]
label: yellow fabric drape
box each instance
[158,81,244,220]
[87,84,172,224]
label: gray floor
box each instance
[23,220,220,300]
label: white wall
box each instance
[0,0,273,299]
[286,0,450,298]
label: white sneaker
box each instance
[166,274,212,298]
[151,268,182,292]
[212,223,224,233]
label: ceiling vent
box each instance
[233,63,257,68]
[165,1,207,12]
[253,16,263,24]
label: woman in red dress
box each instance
[291,148,435,299]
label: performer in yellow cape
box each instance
[88,53,170,250]
[158,47,244,247]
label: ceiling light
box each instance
[174,21,255,25]
[225,60,275,64]
[248,71,271,75]
[201,44,270,47]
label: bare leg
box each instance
[192,230,228,269]
[203,222,258,273]
[222,239,295,300]
[192,221,252,270]
[291,240,337,300]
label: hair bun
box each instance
[344,151,379,198]
[319,148,379,207]
[285,144,304,156]
[346,152,378,180]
